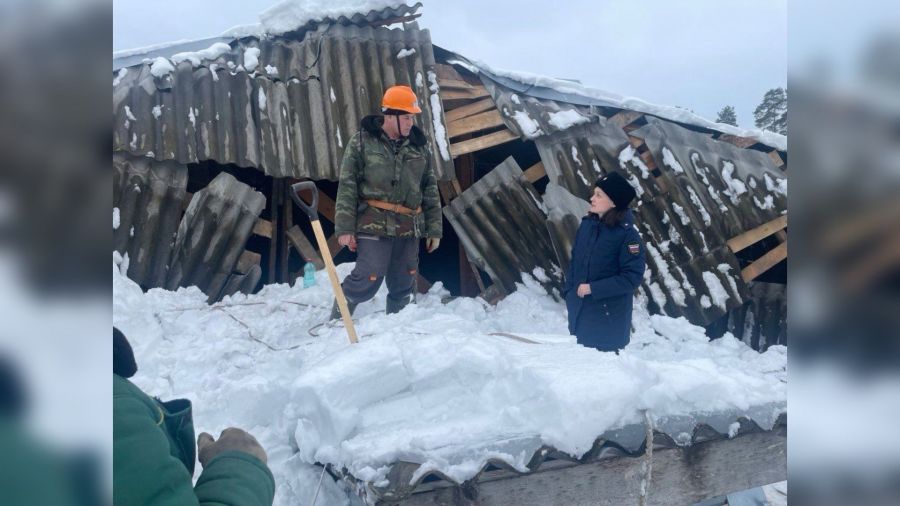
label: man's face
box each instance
[396,114,415,137]
[384,113,415,139]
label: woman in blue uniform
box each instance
[564,172,645,352]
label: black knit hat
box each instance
[595,172,637,209]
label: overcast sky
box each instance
[113,0,786,128]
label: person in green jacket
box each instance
[113,327,275,505]
[331,85,443,319]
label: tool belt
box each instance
[365,199,421,216]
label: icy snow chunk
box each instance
[171,42,231,67]
[396,48,416,59]
[510,93,521,104]
[415,71,424,88]
[113,207,120,229]
[335,126,343,148]
[152,105,163,119]
[728,421,740,438]
[149,57,174,78]
[765,173,787,196]
[686,187,711,226]
[511,110,542,138]
[264,64,278,76]
[188,108,196,128]
[243,47,261,72]
[672,203,691,225]
[113,68,128,87]
[209,63,220,81]
[646,243,686,307]
[754,195,775,210]
[258,88,267,111]
[426,71,451,161]
[702,271,729,311]
[716,264,742,303]
[618,145,650,180]
[661,147,685,174]
[329,86,336,103]
[721,160,747,204]
[701,295,712,309]
[124,106,137,122]
[548,109,589,130]
[571,146,582,166]
[129,226,135,238]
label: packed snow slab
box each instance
[291,311,786,488]
[114,255,784,504]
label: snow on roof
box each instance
[114,258,786,504]
[259,0,411,36]
[448,55,787,152]
[113,1,418,69]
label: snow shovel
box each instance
[290,181,358,344]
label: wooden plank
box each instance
[741,241,788,282]
[608,110,644,129]
[436,77,474,90]
[522,161,546,183]
[768,150,785,168]
[627,135,645,149]
[639,150,658,171]
[450,128,518,158]
[437,180,459,206]
[267,180,280,284]
[280,186,292,282]
[447,109,505,138]
[727,215,788,253]
[719,134,759,149]
[440,86,490,101]
[443,97,496,124]
[403,429,786,506]
[252,218,273,239]
[234,250,261,274]
[434,63,466,83]
[285,225,324,270]
[296,185,336,223]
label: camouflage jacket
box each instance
[334,115,442,238]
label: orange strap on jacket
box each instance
[365,199,422,216]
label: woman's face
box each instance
[590,187,616,215]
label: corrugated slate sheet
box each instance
[444,157,561,295]
[329,406,786,504]
[113,153,188,288]
[166,172,266,301]
[113,21,454,181]
[481,74,597,140]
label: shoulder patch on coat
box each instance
[627,242,641,255]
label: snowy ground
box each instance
[113,254,786,505]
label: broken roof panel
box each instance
[447,52,786,152]
[443,157,561,294]
[113,21,454,181]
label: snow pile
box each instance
[114,258,785,503]
[548,109,590,130]
[260,0,411,36]
[149,57,175,78]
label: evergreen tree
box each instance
[753,87,787,134]
[715,105,738,126]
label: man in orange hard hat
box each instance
[331,85,442,319]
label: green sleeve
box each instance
[334,132,363,236]
[420,154,442,238]
[194,451,276,506]
[114,376,275,506]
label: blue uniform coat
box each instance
[564,210,646,352]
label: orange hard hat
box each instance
[381,85,422,114]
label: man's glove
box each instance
[197,428,268,466]
[426,237,440,253]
